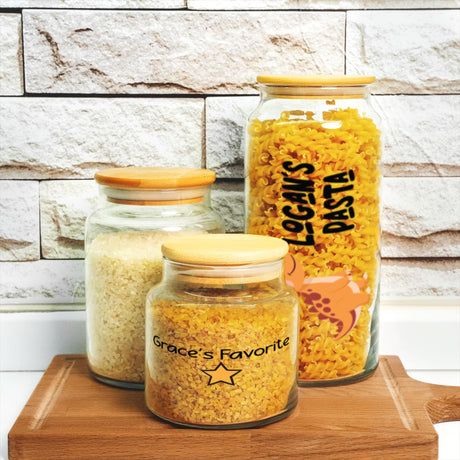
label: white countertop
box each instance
[1,303,459,459]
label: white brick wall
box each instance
[0,14,23,95]
[0,2,459,305]
[22,10,344,94]
[0,181,39,261]
[0,98,204,178]
[346,10,460,94]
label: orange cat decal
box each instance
[285,254,370,339]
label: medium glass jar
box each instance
[245,75,381,386]
[85,167,224,389]
[145,234,299,428]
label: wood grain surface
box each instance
[8,355,460,460]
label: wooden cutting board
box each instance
[8,355,460,460]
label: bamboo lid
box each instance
[162,234,288,266]
[257,75,375,86]
[95,167,216,189]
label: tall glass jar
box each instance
[145,234,299,428]
[245,75,381,386]
[85,167,224,389]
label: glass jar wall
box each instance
[85,167,224,389]
[145,234,299,428]
[245,75,381,385]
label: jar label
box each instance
[280,162,356,247]
[260,157,372,341]
[151,334,291,386]
[285,254,369,340]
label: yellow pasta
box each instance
[145,287,298,426]
[246,107,381,383]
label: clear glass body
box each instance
[85,186,224,389]
[145,259,299,428]
[245,83,381,385]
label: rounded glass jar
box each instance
[85,167,224,389]
[145,234,299,428]
[245,75,381,386]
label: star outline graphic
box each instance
[201,362,242,386]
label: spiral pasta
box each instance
[246,107,381,383]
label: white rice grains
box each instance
[86,230,179,385]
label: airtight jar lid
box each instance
[257,75,375,86]
[94,167,216,205]
[162,234,288,266]
[95,167,216,189]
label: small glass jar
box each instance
[145,234,299,428]
[245,75,381,386]
[85,167,224,389]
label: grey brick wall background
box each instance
[0,1,459,306]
